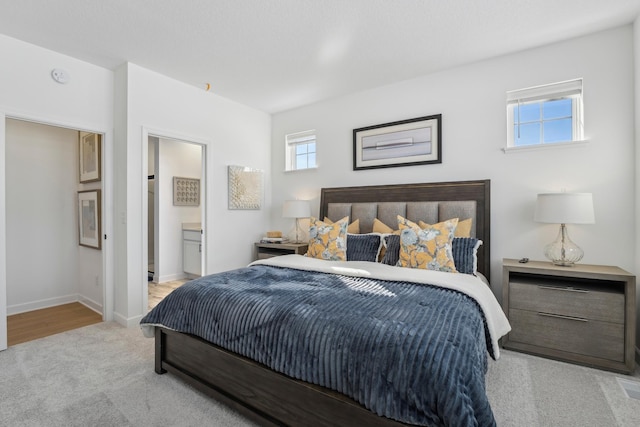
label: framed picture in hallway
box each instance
[353,114,442,170]
[79,132,101,183]
[78,190,102,250]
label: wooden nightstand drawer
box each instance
[509,281,624,324]
[502,258,635,374]
[509,308,624,362]
[255,242,308,260]
[257,252,279,260]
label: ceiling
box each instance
[1,0,639,113]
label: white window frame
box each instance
[505,79,585,152]
[285,129,317,171]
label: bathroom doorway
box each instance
[147,136,204,289]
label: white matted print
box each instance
[353,114,442,170]
[78,190,101,249]
[228,165,263,210]
[79,132,101,183]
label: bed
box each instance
[140,179,510,426]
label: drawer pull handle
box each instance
[538,312,588,322]
[538,285,588,294]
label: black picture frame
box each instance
[78,190,102,250]
[353,114,442,170]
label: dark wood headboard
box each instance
[319,180,491,282]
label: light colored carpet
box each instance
[1,321,639,426]
[487,349,640,426]
[0,322,256,427]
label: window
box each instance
[285,130,317,171]
[506,79,583,149]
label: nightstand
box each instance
[255,242,308,260]
[502,258,636,374]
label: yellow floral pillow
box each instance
[419,218,472,238]
[398,216,458,272]
[323,217,360,234]
[306,217,348,261]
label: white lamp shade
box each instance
[282,200,310,218]
[534,193,595,224]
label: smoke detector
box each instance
[51,68,70,84]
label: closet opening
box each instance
[4,119,105,346]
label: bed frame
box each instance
[154,179,491,426]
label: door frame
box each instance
[0,110,113,351]
[141,126,208,313]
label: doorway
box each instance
[7,302,101,346]
[4,119,105,345]
[146,135,204,307]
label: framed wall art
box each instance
[173,177,200,206]
[79,132,101,183]
[353,114,442,170]
[78,190,101,250]
[228,165,263,210]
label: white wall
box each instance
[5,122,103,315]
[148,137,156,269]
[113,63,271,326]
[77,130,104,313]
[272,26,636,296]
[5,120,79,313]
[0,34,114,348]
[634,17,640,355]
[157,137,202,282]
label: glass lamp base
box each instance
[543,224,584,267]
[291,218,306,244]
[551,259,576,267]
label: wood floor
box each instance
[7,302,102,346]
[148,279,189,310]
[6,279,189,347]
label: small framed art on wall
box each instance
[79,132,101,183]
[78,190,101,250]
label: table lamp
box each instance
[534,192,595,266]
[282,200,310,243]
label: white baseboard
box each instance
[157,272,187,283]
[113,311,144,328]
[78,296,103,316]
[7,294,104,317]
[7,294,79,316]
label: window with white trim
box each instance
[285,130,317,171]
[506,79,583,149]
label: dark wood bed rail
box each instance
[155,327,408,426]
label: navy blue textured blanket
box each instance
[141,264,495,426]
